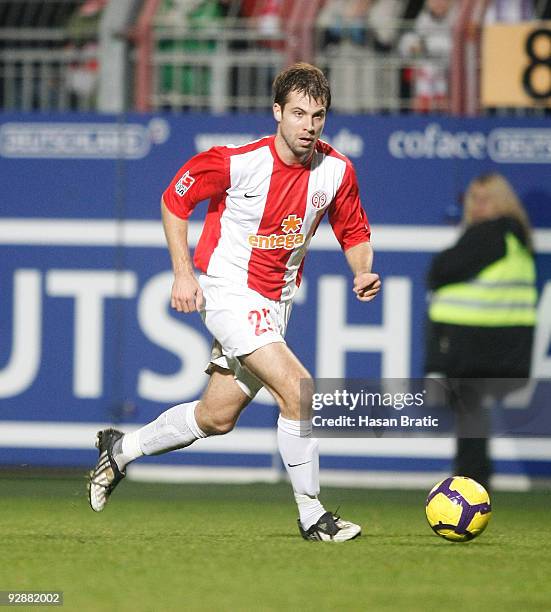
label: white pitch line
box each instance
[0,422,276,454]
[128,465,281,484]
[127,466,534,491]
[1,422,550,460]
[1,218,551,253]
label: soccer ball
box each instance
[425,476,492,542]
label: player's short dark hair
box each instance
[272,62,331,110]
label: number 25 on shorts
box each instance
[248,308,274,336]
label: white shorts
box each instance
[199,274,293,397]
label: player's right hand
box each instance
[171,272,204,313]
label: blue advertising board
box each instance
[1,113,550,488]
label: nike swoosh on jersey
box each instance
[287,460,312,468]
[244,192,261,198]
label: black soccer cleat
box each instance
[298,511,362,542]
[87,428,126,512]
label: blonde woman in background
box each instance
[425,173,537,490]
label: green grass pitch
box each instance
[1,476,550,612]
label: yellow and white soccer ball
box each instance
[425,476,492,542]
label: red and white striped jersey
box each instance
[163,135,370,301]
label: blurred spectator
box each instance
[158,0,224,107]
[255,0,284,47]
[65,0,107,109]
[65,41,99,109]
[425,173,537,489]
[317,0,403,50]
[368,0,404,51]
[317,0,372,48]
[230,0,286,47]
[399,0,458,113]
[318,0,404,112]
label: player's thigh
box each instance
[200,275,285,359]
[197,367,252,433]
[240,342,313,419]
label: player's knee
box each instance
[213,418,236,435]
[196,391,245,436]
[202,413,237,436]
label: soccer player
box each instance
[88,62,381,541]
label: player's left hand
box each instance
[353,272,381,302]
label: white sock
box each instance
[277,415,326,529]
[294,493,327,530]
[136,401,206,457]
[113,401,206,471]
[112,430,143,471]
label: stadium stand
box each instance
[0,0,106,110]
[1,0,551,113]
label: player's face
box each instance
[273,90,327,165]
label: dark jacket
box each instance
[424,216,535,378]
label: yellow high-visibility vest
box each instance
[429,232,537,327]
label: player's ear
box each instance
[273,103,282,123]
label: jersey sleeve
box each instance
[162,147,230,219]
[328,161,371,250]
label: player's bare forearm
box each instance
[345,241,373,275]
[344,241,381,302]
[161,197,194,274]
[161,198,203,313]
